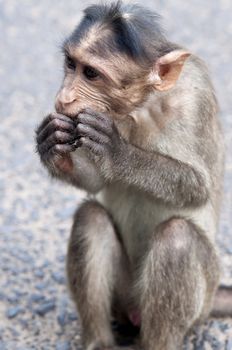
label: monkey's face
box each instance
[55,8,190,121]
[55,41,150,120]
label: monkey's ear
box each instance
[149,50,191,91]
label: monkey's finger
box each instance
[81,108,109,120]
[50,144,77,155]
[37,119,75,144]
[40,144,76,164]
[38,131,76,154]
[78,112,113,136]
[80,137,104,156]
[36,113,75,135]
[77,123,110,145]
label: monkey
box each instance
[35,2,231,350]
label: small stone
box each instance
[218,322,229,332]
[57,205,74,219]
[48,286,57,294]
[30,293,45,303]
[13,289,27,297]
[52,272,65,285]
[0,341,6,350]
[2,266,9,272]
[35,281,48,290]
[9,327,20,337]
[0,292,5,301]
[57,254,65,262]
[34,269,44,278]
[7,295,19,304]
[68,312,78,321]
[6,306,22,319]
[204,332,223,350]
[30,320,41,336]
[34,301,56,316]
[226,338,232,350]
[19,318,28,328]
[11,267,22,275]
[41,260,50,268]
[57,311,67,327]
[226,246,232,254]
[55,341,71,350]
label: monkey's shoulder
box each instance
[119,51,221,153]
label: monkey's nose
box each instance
[55,100,76,114]
[55,88,77,114]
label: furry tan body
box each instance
[72,54,223,258]
[36,3,226,350]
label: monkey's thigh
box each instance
[138,217,220,350]
[67,199,124,349]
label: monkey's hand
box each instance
[76,109,124,176]
[36,112,105,192]
[36,113,77,176]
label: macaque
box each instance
[36,2,229,350]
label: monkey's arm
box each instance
[110,144,208,207]
[36,113,104,193]
[77,110,209,208]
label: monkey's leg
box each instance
[138,218,220,350]
[67,200,122,350]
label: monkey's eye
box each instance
[83,66,99,80]
[65,56,76,70]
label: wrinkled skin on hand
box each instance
[76,109,125,165]
[36,109,125,176]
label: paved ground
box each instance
[0,0,232,349]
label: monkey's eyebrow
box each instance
[61,42,119,88]
[85,61,119,87]
[63,45,119,87]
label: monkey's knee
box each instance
[153,217,210,306]
[155,217,193,253]
[71,199,113,239]
[139,218,214,349]
[67,199,118,289]
[68,200,110,265]
[155,217,219,301]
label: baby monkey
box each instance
[36,2,230,350]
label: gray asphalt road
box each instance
[0,0,232,349]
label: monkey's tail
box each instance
[210,285,232,317]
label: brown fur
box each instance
[36,5,225,350]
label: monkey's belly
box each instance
[98,185,174,261]
[98,184,217,262]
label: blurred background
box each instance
[0,0,232,349]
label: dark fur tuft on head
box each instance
[68,1,173,65]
